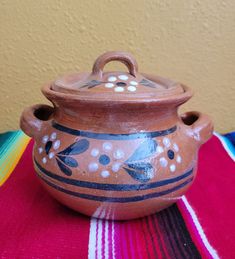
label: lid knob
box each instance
[92,51,138,78]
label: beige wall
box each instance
[0,0,234,133]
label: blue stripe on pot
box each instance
[52,121,177,140]
[37,174,194,203]
[34,159,194,191]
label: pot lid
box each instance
[51,51,184,101]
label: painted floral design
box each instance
[38,132,61,164]
[156,137,182,173]
[38,133,89,176]
[88,142,125,178]
[38,132,182,182]
[55,139,89,176]
[79,74,158,93]
[104,75,138,93]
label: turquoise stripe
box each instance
[221,135,235,157]
[0,131,21,158]
[0,131,16,149]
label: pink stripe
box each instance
[121,222,131,259]
[127,223,136,259]
[102,219,105,259]
[177,200,213,258]
[116,223,123,259]
[131,221,141,259]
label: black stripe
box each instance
[37,174,193,203]
[164,207,188,258]
[52,121,177,140]
[173,205,201,258]
[157,210,180,258]
[157,205,201,259]
[34,159,194,192]
[170,205,195,258]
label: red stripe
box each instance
[179,136,235,258]
[177,200,212,258]
[0,140,90,258]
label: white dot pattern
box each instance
[105,83,114,88]
[101,170,110,178]
[114,87,124,92]
[113,149,125,159]
[91,148,99,157]
[88,162,99,172]
[118,75,128,80]
[38,147,43,154]
[156,146,164,154]
[176,155,182,163]
[112,162,121,173]
[49,152,54,159]
[50,132,57,140]
[42,135,49,144]
[108,76,117,82]
[130,81,138,86]
[173,143,179,152]
[170,164,176,172]
[42,157,47,164]
[53,140,60,150]
[160,157,168,167]
[103,142,112,151]
[163,137,171,148]
[127,86,137,92]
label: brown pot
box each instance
[20,51,213,220]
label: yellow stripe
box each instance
[0,133,31,186]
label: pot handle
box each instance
[20,104,54,139]
[92,51,138,78]
[181,111,213,145]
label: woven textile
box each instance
[0,131,234,258]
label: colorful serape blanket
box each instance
[0,131,234,258]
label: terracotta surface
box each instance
[20,52,213,220]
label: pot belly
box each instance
[33,122,198,220]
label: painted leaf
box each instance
[57,155,78,167]
[58,139,89,156]
[56,158,72,176]
[80,80,102,89]
[126,139,157,163]
[45,141,52,155]
[139,79,156,88]
[123,162,154,183]
[127,162,153,172]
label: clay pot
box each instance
[20,51,213,220]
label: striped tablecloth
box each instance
[0,131,234,258]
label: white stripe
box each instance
[88,206,103,259]
[88,217,98,259]
[111,216,116,259]
[213,132,235,161]
[181,196,219,259]
[104,220,109,259]
[97,219,103,259]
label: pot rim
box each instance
[42,73,193,107]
